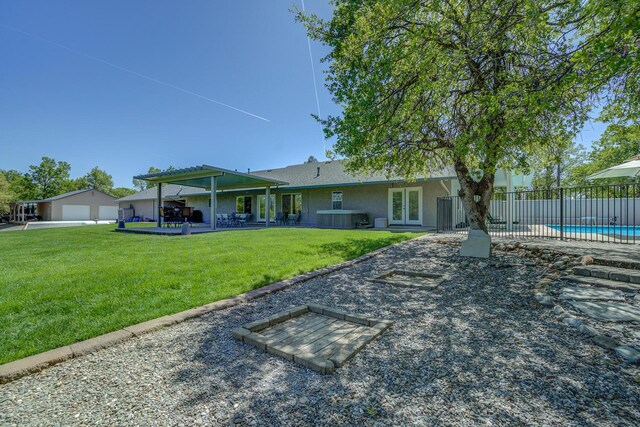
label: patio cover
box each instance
[134,165,288,229]
[133,165,288,190]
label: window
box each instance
[281,193,302,216]
[236,196,252,214]
[332,191,343,210]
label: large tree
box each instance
[567,123,640,185]
[0,172,12,215]
[577,0,640,123]
[299,1,604,233]
[84,166,114,193]
[1,169,35,201]
[27,157,71,199]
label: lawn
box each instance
[0,225,422,364]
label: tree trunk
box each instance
[454,161,495,234]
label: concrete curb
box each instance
[0,236,416,384]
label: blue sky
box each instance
[1,1,605,188]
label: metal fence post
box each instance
[559,188,564,241]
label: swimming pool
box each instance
[547,225,640,237]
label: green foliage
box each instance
[63,177,89,193]
[576,0,640,122]
[0,172,12,215]
[132,166,174,191]
[84,166,114,193]
[567,123,640,185]
[2,158,136,203]
[531,142,587,189]
[298,0,595,231]
[0,226,420,363]
[0,169,34,201]
[27,157,71,199]
[110,187,137,198]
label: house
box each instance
[117,160,529,229]
[11,188,118,222]
[118,160,458,228]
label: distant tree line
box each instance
[0,157,137,214]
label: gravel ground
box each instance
[1,237,639,426]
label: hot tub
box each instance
[316,210,367,229]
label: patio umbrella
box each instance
[587,155,640,180]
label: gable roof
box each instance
[20,188,116,204]
[248,160,455,189]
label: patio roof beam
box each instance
[133,165,288,191]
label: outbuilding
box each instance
[11,188,118,222]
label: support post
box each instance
[506,173,515,232]
[210,176,217,230]
[156,183,162,228]
[265,186,271,228]
[559,187,564,240]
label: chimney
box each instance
[316,166,320,177]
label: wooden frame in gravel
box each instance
[368,269,448,290]
[232,304,393,374]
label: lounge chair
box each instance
[488,213,519,225]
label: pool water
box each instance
[548,225,640,237]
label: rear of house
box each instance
[117,160,459,228]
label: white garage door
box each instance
[98,205,119,220]
[61,205,91,221]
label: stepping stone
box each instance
[592,335,619,350]
[615,346,640,364]
[568,301,640,322]
[233,304,392,374]
[559,287,625,301]
[564,275,640,292]
[368,270,448,290]
[572,265,640,284]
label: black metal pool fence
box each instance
[437,183,640,244]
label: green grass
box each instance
[0,225,422,364]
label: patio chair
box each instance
[275,212,285,226]
[182,207,193,223]
[229,213,241,227]
[216,214,226,228]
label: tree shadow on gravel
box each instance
[169,242,640,426]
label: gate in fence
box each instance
[436,183,640,244]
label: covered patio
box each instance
[122,165,288,233]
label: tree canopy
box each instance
[2,157,137,205]
[27,157,72,200]
[299,0,630,232]
[567,123,640,185]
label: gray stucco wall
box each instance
[178,180,453,227]
[50,190,117,220]
[118,200,156,221]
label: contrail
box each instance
[0,23,270,122]
[300,0,325,152]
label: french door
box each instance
[388,187,422,225]
[257,194,275,222]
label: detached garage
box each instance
[17,189,118,222]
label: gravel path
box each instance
[1,238,639,426]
